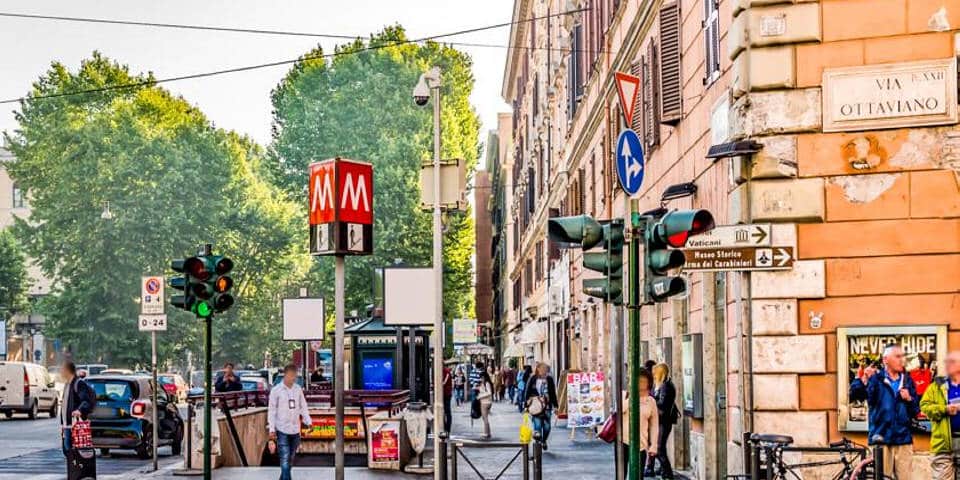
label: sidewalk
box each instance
[138,397,616,479]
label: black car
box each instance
[86,375,184,459]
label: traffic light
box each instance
[170,254,234,318]
[548,215,625,305]
[643,209,715,304]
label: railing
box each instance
[441,431,543,480]
[303,388,410,417]
[184,391,267,469]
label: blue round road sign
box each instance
[616,129,645,196]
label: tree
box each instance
[0,229,30,318]
[3,53,309,365]
[269,27,480,327]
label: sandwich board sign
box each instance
[309,158,374,256]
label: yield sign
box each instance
[614,71,641,125]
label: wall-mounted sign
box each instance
[837,325,947,432]
[823,58,958,132]
[452,318,478,345]
[681,334,704,419]
[682,246,794,272]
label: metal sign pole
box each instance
[431,78,444,480]
[152,330,158,471]
[409,327,417,402]
[203,315,212,480]
[334,255,346,480]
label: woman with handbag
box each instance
[477,370,495,439]
[649,363,677,479]
[523,363,558,450]
[621,368,659,478]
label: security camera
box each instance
[413,75,430,106]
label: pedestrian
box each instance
[921,351,960,480]
[504,364,516,403]
[215,362,243,392]
[644,360,657,374]
[493,366,504,402]
[454,368,466,406]
[477,370,494,439]
[621,368,659,478]
[309,366,325,384]
[648,363,677,479]
[442,365,453,433]
[59,361,95,455]
[268,364,313,480]
[517,365,532,413]
[849,344,918,479]
[469,362,483,400]
[524,362,558,450]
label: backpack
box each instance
[470,397,482,419]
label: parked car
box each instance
[271,375,305,388]
[99,368,134,376]
[240,376,270,406]
[86,375,183,459]
[158,374,188,403]
[0,361,59,419]
[76,364,108,376]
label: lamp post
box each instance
[414,66,444,479]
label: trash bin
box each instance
[403,402,433,474]
[366,411,409,470]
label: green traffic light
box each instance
[195,301,212,318]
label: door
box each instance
[0,364,24,407]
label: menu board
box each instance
[370,421,401,462]
[566,371,605,427]
[302,414,364,439]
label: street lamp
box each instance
[100,201,114,220]
[413,66,443,479]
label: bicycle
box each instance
[728,433,894,480]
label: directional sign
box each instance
[684,224,772,249]
[681,246,795,272]
[138,315,167,332]
[141,276,164,315]
[616,129,645,196]
[614,72,641,125]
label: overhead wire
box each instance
[0,8,597,105]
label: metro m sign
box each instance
[308,158,373,256]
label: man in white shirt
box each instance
[268,364,312,480]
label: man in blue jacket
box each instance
[849,344,918,479]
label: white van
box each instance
[0,362,59,419]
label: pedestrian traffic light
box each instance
[208,255,234,313]
[642,209,715,304]
[548,215,625,305]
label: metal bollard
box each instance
[438,432,448,480]
[742,432,752,479]
[450,442,458,480]
[532,431,543,480]
[522,441,529,480]
[873,445,884,480]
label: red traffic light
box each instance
[656,210,716,248]
[183,257,210,281]
[215,257,233,275]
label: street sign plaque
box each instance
[616,129,645,196]
[141,276,165,315]
[138,315,167,332]
[681,246,795,272]
[684,224,772,249]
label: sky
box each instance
[0,0,514,149]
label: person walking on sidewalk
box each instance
[268,364,313,480]
[921,351,960,480]
[849,344,918,480]
[59,361,95,455]
[493,366,504,402]
[442,366,453,433]
[504,365,516,403]
[524,362,558,450]
[648,363,678,479]
[477,370,494,439]
[621,368,659,479]
[517,365,532,413]
[454,368,466,407]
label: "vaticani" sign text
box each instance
[822,58,957,132]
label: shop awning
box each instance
[503,343,524,358]
[519,322,547,345]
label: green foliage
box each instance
[3,53,309,366]
[0,229,30,317]
[269,27,479,326]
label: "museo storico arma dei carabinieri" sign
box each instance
[822,57,958,132]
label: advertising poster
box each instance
[681,334,703,419]
[837,325,947,432]
[302,415,363,439]
[370,421,401,462]
[566,371,605,427]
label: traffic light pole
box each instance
[203,314,212,480]
[627,202,643,480]
[334,255,346,480]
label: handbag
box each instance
[598,412,618,443]
[519,413,533,444]
[526,396,546,416]
[71,420,93,449]
[470,398,482,419]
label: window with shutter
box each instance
[578,168,586,214]
[630,61,643,132]
[703,0,721,85]
[527,167,536,212]
[659,2,683,125]
[644,41,662,148]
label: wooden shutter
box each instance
[630,61,643,132]
[578,168,586,214]
[703,0,721,85]
[659,2,683,125]
[644,41,662,148]
[527,167,536,212]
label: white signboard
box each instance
[141,276,165,315]
[283,298,326,341]
[383,268,437,326]
[0,320,6,356]
[138,315,167,332]
[566,371,605,427]
[684,224,771,249]
[823,58,958,132]
[452,318,477,345]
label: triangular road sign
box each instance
[614,71,641,126]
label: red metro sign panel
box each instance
[308,158,373,256]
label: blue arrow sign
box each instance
[616,129,645,196]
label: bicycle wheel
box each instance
[848,457,896,480]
